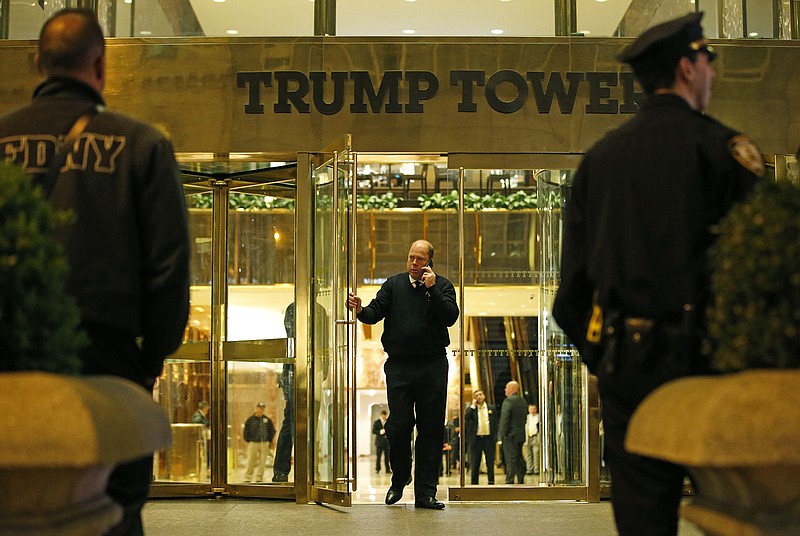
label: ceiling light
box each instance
[405,0,416,2]
[213,0,226,3]
[226,29,239,35]
[123,0,132,3]
[491,29,504,35]
[748,32,759,37]
[139,30,152,35]
[402,29,416,34]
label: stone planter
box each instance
[626,370,800,536]
[0,372,171,536]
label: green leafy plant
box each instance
[187,193,295,211]
[418,192,459,210]
[707,180,800,371]
[357,192,403,210]
[418,190,537,211]
[0,162,85,373]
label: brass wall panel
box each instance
[0,37,798,155]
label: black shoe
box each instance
[385,487,403,505]
[414,497,445,510]
[272,473,288,482]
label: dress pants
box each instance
[80,324,153,536]
[376,440,391,472]
[502,439,525,484]
[384,355,448,500]
[469,436,495,484]
[523,434,540,473]
[596,329,706,536]
[244,442,270,481]
[273,366,294,478]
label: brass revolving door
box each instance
[150,158,299,499]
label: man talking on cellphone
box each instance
[348,240,459,510]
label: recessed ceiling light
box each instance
[139,30,152,35]
[403,29,416,34]
[405,0,416,2]
[123,0,132,3]
[226,29,239,35]
[213,0,226,3]
[748,32,759,37]
[491,29,504,35]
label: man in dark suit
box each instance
[498,381,527,484]
[552,13,762,536]
[464,390,499,485]
[372,410,391,473]
[348,239,459,510]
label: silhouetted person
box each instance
[553,13,762,535]
[0,9,190,535]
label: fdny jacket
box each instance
[0,77,190,379]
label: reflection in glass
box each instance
[226,361,284,484]
[538,169,587,486]
[313,165,336,488]
[153,360,211,483]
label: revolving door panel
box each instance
[151,161,297,499]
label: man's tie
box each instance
[413,280,423,289]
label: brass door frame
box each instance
[151,163,296,500]
[303,135,357,507]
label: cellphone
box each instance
[424,258,434,269]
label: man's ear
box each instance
[676,56,695,84]
[34,52,44,76]
[93,51,106,91]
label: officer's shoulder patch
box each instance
[728,135,765,177]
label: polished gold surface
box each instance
[0,37,798,155]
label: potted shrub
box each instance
[625,179,800,535]
[0,163,86,372]
[0,162,171,535]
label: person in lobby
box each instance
[0,9,190,535]
[523,404,540,476]
[498,381,527,484]
[552,12,762,536]
[192,401,210,427]
[372,410,391,474]
[464,389,498,485]
[243,402,276,483]
[347,239,459,510]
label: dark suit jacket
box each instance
[372,418,389,447]
[498,393,527,443]
[464,403,498,445]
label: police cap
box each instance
[619,12,716,70]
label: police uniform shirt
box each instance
[553,93,761,354]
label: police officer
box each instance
[552,12,762,536]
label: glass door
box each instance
[307,136,357,506]
[151,159,297,498]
